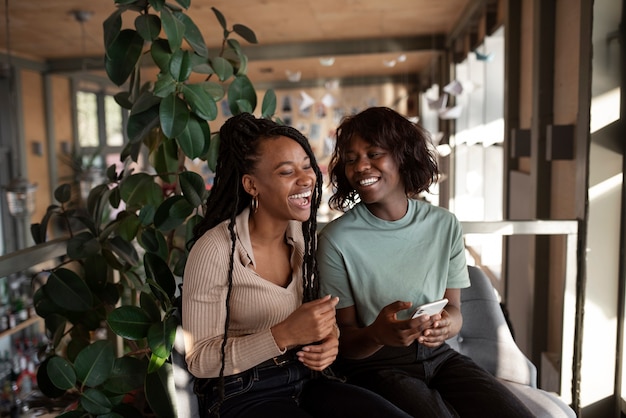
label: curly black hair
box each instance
[327,106,439,211]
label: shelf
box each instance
[0,316,43,339]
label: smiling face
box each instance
[343,134,407,219]
[243,135,316,223]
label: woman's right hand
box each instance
[368,301,426,347]
[271,295,339,350]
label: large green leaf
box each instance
[144,252,176,299]
[34,287,64,317]
[147,315,177,359]
[86,184,113,231]
[45,268,93,312]
[145,363,177,418]
[105,29,144,86]
[211,7,227,30]
[149,0,165,11]
[67,231,101,259]
[103,8,124,50]
[81,388,113,415]
[47,356,77,391]
[177,13,208,57]
[66,337,91,363]
[84,255,109,292]
[54,183,72,204]
[206,132,220,171]
[37,358,67,399]
[139,227,169,261]
[147,352,167,374]
[151,38,172,72]
[108,306,153,340]
[74,340,115,387]
[135,14,161,41]
[141,291,162,322]
[236,98,253,114]
[233,24,258,44]
[127,105,160,144]
[154,73,177,98]
[228,75,257,115]
[139,204,157,226]
[117,213,141,242]
[159,93,190,138]
[175,0,191,9]
[201,82,225,101]
[182,84,218,121]
[151,137,179,184]
[176,114,211,159]
[114,91,133,110]
[211,57,234,82]
[120,173,163,208]
[169,49,192,82]
[102,357,147,394]
[161,7,185,52]
[179,171,207,208]
[107,235,140,267]
[262,89,277,118]
[132,90,162,115]
[154,195,194,231]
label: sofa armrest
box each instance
[449,266,537,387]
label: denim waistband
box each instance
[255,349,300,369]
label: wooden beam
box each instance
[46,35,447,74]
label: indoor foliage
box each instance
[30,0,276,416]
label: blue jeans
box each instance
[335,342,535,418]
[195,355,411,418]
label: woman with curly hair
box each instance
[183,112,411,418]
[318,106,534,418]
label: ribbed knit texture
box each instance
[182,208,305,378]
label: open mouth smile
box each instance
[288,190,312,206]
[359,177,379,186]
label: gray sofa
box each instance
[447,265,576,417]
[172,265,576,417]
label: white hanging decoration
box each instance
[321,93,335,108]
[439,105,463,120]
[299,91,315,111]
[443,80,463,96]
[286,70,301,82]
[427,93,448,110]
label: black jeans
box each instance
[335,342,535,418]
[195,354,411,418]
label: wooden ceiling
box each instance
[0,0,499,89]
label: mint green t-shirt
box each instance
[318,199,470,327]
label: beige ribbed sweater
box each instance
[182,208,305,378]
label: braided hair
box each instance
[189,113,323,415]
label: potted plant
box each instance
[30,1,276,416]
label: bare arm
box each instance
[336,288,463,358]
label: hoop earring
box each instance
[251,196,259,213]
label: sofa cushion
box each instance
[502,381,576,418]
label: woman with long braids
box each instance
[182,113,411,418]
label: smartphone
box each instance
[410,298,448,319]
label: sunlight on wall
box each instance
[590,87,621,134]
[588,173,622,201]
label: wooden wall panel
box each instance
[51,76,74,188]
[20,69,49,225]
[519,0,534,130]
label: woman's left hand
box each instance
[417,310,451,348]
[296,331,339,371]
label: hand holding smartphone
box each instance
[410,298,448,319]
